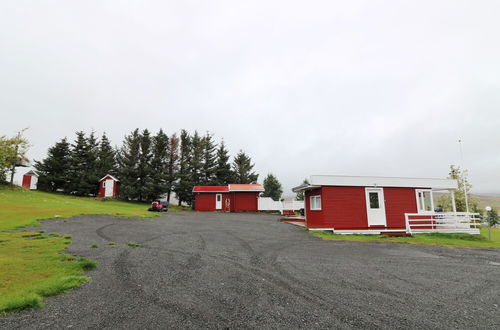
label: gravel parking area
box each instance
[1,212,500,329]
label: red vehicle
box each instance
[148,200,168,212]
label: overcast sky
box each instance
[1,1,499,196]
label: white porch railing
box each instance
[258,197,304,214]
[404,212,481,235]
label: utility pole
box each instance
[458,139,470,213]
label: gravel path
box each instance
[1,212,500,329]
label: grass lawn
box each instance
[312,227,500,249]
[0,186,175,315]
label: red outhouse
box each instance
[98,174,119,198]
[193,184,264,212]
[22,170,38,190]
[292,175,479,235]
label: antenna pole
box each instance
[459,139,470,213]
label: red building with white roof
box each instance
[193,184,264,212]
[292,175,480,235]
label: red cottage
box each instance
[22,170,38,190]
[193,184,264,212]
[98,174,120,198]
[292,175,480,235]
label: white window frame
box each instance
[416,189,434,214]
[310,195,322,211]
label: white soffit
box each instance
[309,175,458,190]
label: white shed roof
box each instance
[292,175,458,192]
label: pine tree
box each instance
[201,132,217,185]
[117,129,142,200]
[149,129,169,200]
[166,133,179,202]
[214,140,233,185]
[35,138,71,192]
[85,131,100,195]
[232,150,258,184]
[96,132,116,177]
[174,130,193,205]
[262,173,283,201]
[190,131,204,187]
[68,132,91,196]
[137,129,153,201]
[295,178,310,201]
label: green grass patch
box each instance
[312,227,500,248]
[107,241,116,246]
[0,186,166,314]
[90,244,99,248]
[127,242,141,247]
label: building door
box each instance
[105,180,114,197]
[365,188,387,226]
[215,194,222,210]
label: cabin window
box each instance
[310,195,321,210]
[416,189,434,213]
[102,181,106,187]
[369,192,380,209]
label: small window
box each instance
[216,194,221,202]
[310,195,321,210]
[416,190,434,213]
[369,192,379,209]
[102,181,106,187]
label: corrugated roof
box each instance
[228,184,264,192]
[192,186,229,192]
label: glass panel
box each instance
[369,192,379,209]
[217,195,221,201]
[423,191,432,211]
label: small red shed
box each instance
[98,174,119,198]
[193,184,264,212]
[292,175,478,234]
[22,170,38,190]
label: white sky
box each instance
[1,1,500,196]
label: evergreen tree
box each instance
[295,178,310,201]
[190,131,204,187]
[117,129,142,200]
[137,129,153,201]
[201,132,217,185]
[232,150,258,184]
[174,130,193,205]
[262,173,283,201]
[166,133,179,202]
[149,129,169,200]
[96,132,116,177]
[35,138,71,192]
[85,131,100,195]
[214,140,233,185]
[68,131,93,196]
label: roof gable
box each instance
[99,174,119,182]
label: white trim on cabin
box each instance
[292,175,457,191]
[99,174,119,182]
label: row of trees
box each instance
[35,129,261,204]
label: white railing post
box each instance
[405,213,411,234]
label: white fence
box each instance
[258,197,304,214]
[405,212,481,235]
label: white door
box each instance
[105,179,114,197]
[365,188,387,226]
[30,176,38,190]
[215,194,222,210]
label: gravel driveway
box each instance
[1,212,499,329]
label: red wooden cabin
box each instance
[193,184,264,212]
[22,170,38,190]
[98,174,119,198]
[292,175,479,235]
